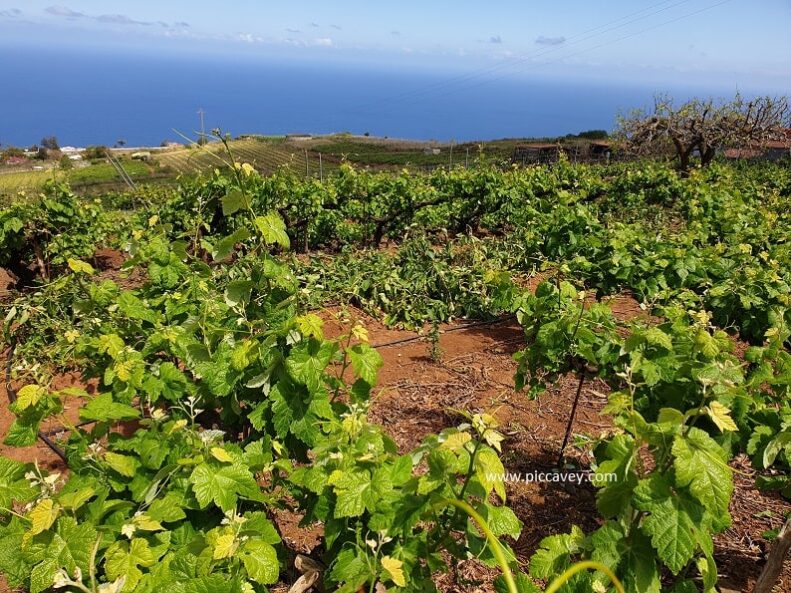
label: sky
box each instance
[0,0,789,92]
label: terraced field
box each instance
[0,168,57,197]
[156,138,337,176]
[0,160,164,198]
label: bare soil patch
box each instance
[0,268,17,294]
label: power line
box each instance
[351,0,731,115]
[450,0,733,99]
[349,0,694,114]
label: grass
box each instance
[0,159,162,197]
[311,139,452,167]
[68,160,156,185]
[307,135,574,168]
[0,169,59,196]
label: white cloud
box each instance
[0,8,22,18]
[46,5,85,18]
[45,5,191,31]
[535,35,566,46]
[313,37,333,47]
[237,32,264,43]
[96,13,152,26]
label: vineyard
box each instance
[155,138,338,177]
[0,152,790,593]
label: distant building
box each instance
[512,143,562,165]
[131,151,152,161]
[763,138,791,160]
[588,141,613,160]
[723,147,764,160]
[723,128,791,161]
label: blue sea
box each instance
[0,47,722,147]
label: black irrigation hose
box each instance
[1,314,521,465]
[4,339,69,464]
[369,314,518,350]
[43,420,95,438]
[556,372,586,468]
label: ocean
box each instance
[1,47,704,147]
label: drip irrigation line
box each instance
[556,372,586,469]
[3,314,521,457]
[43,420,95,437]
[4,339,68,464]
[369,314,518,350]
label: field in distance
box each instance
[0,133,605,198]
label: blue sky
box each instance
[1,1,790,90]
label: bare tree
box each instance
[617,94,790,172]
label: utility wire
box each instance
[349,0,695,114]
[445,0,733,99]
[351,0,731,116]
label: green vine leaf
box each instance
[673,428,733,527]
[189,463,262,512]
[254,212,290,248]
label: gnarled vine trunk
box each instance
[753,515,791,593]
